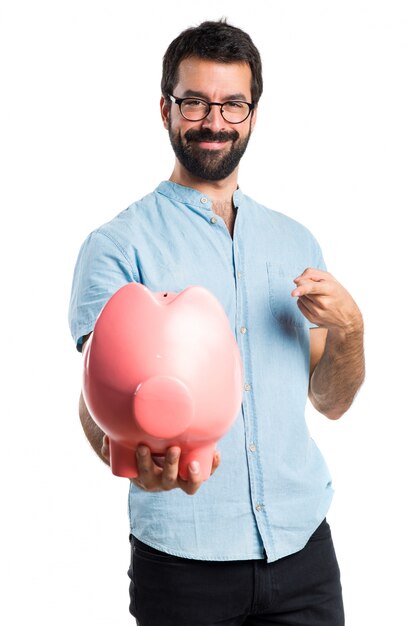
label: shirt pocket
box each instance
[266,262,308,328]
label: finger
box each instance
[160,447,181,491]
[136,445,161,488]
[179,460,203,496]
[292,276,310,286]
[292,277,316,291]
[296,296,324,326]
[292,280,331,298]
[295,267,330,282]
[292,282,321,298]
[298,291,328,308]
[187,460,202,485]
[296,298,315,324]
[297,295,316,317]
[210,451,221,476]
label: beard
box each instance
[168,118,252,181]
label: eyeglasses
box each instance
[168,94,255,124]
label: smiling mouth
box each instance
[195,140,229,150]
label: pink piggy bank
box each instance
[82,283,244,481]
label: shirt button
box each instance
[244,383,251,391]
[210,216,217,224]
[200,197,208,204]
[255,504,263,512]
[240,326,247,334]
[249,443,257,452]
[237,271,242,279]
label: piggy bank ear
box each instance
[133,376,194,439]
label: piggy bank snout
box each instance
[133,375,194,439]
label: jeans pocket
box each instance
[131,536,185,563]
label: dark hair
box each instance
[161,19,263,105]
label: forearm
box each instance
[79,391,110,466]
[309,321,365,420]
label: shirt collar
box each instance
[156,180,245,211]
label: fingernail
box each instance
[189,461,200,474]
[138,446,148,456]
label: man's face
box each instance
[162,58,257,181]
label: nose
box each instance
[201,104,227,131]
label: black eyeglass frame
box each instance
[168,94,255,124]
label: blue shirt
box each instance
[69,181,333,563]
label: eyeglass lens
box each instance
[180,99,250,123]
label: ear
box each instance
[250,105,258,133]
[160,95,170,130]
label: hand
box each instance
[291,268,363,333]
[101,436,221,496]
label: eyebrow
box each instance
[180,89,250,101]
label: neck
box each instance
[169,161,239,205]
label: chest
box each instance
[212,205,237,239]
[129,200,315,331]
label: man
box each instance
[69,19,364,626]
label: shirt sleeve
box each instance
[68,229,137,352]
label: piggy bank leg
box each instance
[179,443,217,482]
[109,439,138,478]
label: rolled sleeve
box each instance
[68,230,136,351]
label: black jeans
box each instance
[128,519,344,625]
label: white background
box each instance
[1,1,417,624]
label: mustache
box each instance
[184,128,239,143]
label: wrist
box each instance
[327,313,364,342]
